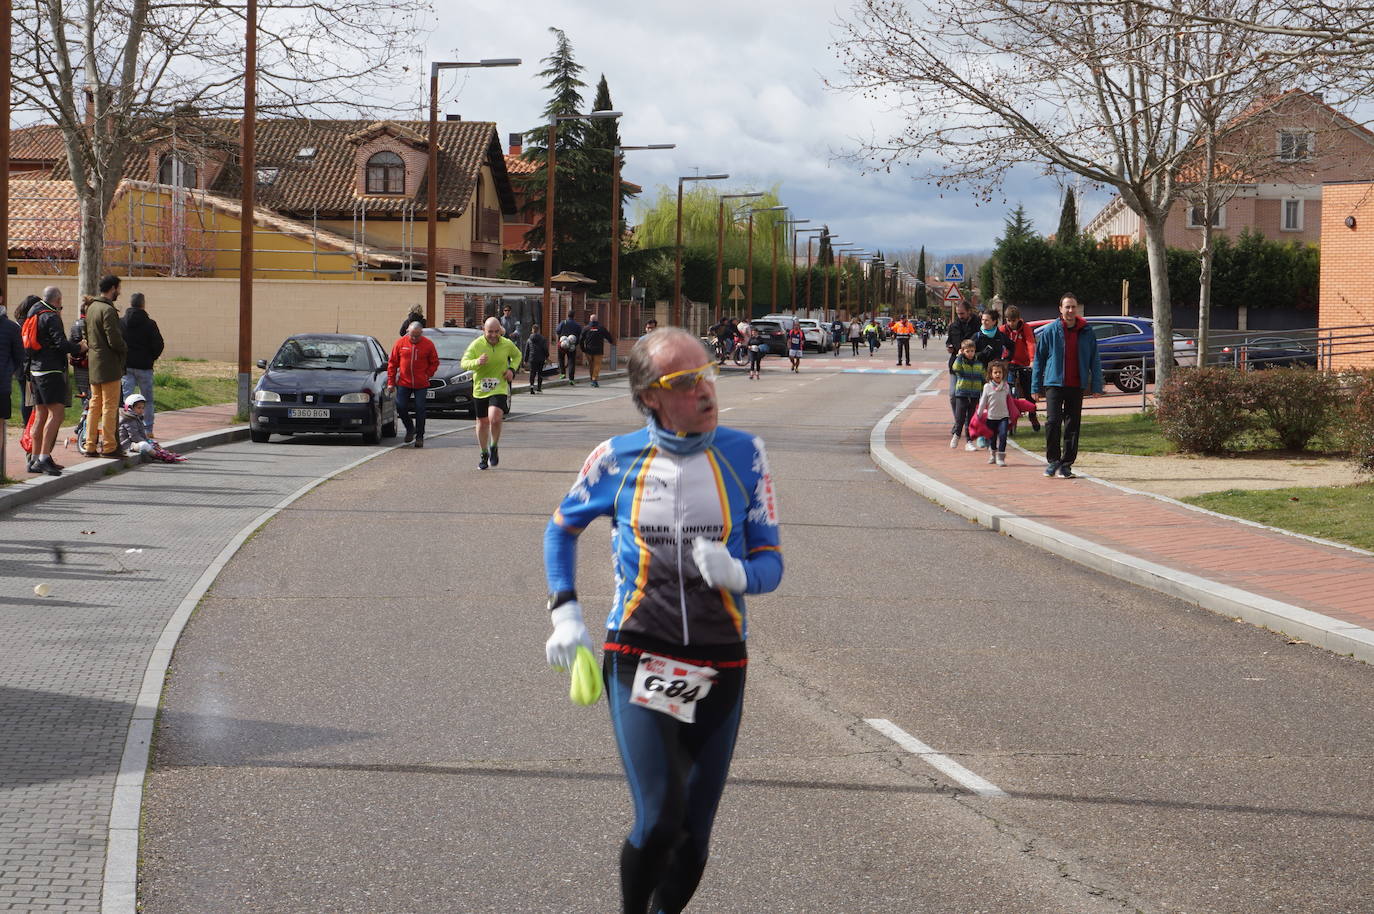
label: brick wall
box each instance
[1319,183,1374,369]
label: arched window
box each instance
[157,153,197,188]
[365,150,405,194]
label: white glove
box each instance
[692,537,747,593]
[545,601,593,671]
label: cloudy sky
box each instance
[425,0,1093,263]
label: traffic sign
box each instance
[943,284,963,303]
[943,263,965,282]
[728,286,744,301]
[728,268,745,286]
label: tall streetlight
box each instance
[611,143,674,344]
[744,205,785,318]
[779,217,809,314]
[674,173,729,326]
[237,0,257,419]
[795,227,825,315]
[823,239,849,317]
[715,191,763,323]
[542,109,623,332]
[834,247,864,319]
[426,58,521,327]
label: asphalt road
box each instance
[140,352,1374,913]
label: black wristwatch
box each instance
[547,590,578,613]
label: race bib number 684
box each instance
[631,653,716,723]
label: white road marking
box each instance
[719,407,735,413]
[864,718,1009,798]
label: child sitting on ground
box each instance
[118,394,187,463]
[950,339,986,450]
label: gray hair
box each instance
[407,321,423,332]
[42,286,61,304]
[627,326,710,417]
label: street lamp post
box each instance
[823,238,849,319]
[236,0,257,419]
[611,143,674,345]
[541,109,623,333]
[745,205,784,319]
[674,173,728,327]
[715,192,763,324]
[797,228,826,317]
[834,248,863,320]
[780,219,808,315]
[426,58,520,327]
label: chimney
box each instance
[445,114,462,121]
[509,132,523,155]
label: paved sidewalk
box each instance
[876,383,1374,660]
[0,435,400,913]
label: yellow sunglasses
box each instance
[649,363,720,391]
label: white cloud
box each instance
[429,0,1071,253]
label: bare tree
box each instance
[12,0,430,294]
[833,0,1320,384]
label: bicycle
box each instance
[713,336,749,367]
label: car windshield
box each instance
[426,331,480,359]
[270,338,372,370]
[752,322,783,332]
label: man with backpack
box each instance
[121,291,165,438]
[23,287,86,475]
[578,314,615,388]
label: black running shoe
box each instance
[479,452,489,470]
[489,445,499,466]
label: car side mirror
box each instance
[256,359,267,369]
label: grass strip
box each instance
[1182,483,1374,552]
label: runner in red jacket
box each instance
[387,322,439,446]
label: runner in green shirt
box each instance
[461,316,523,470]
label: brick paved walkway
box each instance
[0,436,385,912]
[886,389,1374,631]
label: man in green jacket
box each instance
[461,316,523,470]
[83,275,128,458]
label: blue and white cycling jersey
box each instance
[545,425,783,647]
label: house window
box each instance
[1282,199,1303,231]
[157,153,197,188]
[1187,204,1224,229]
[1277,130,1314,161]
[365,151,405,194]
[255,167,280,186]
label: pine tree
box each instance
[518,29,620,287]
[1056,188,1078,244]
[916,246,926,284]
[999,204,1035,245]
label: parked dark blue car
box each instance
[1029,317,1197,392]
[250,333,397,443]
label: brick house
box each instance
[1317,182,1374,369]
[7,116,517,282]
[1085,91,1374,249]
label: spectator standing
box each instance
[27,287,85,475]
[387,321,440,447]
[523,324,550,393]
[944,301,980,423]
[0,291,23,466]
[69,299,91,402]
[500,304,519,344]
[579,315,616,388]
[13,294,39,424]
[121,292,165,438]
[83,275,127,458]
[1032,293,1104,479]
[642,318,658,334]
[399,304,425,338]
[555,312,583,385]
[949,338,985,450]
[1000,305,1040,432]
[746,324,764,379]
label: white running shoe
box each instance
[949,435,959,448]
[987,451,996,464]
[995,453,1006,467]
[964,441,977,451]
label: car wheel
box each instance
[362,408,382,444]
[1114,363,1146,393]
[250,429,270,443]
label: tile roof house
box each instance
[1085,90,1374,249]
[8,115,518,281]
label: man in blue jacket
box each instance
[1031,293,1103,479]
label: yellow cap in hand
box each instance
[570,645,604,706]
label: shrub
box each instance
[1336,370,1374,473]
[1153,367,1251,454]
[1242,367,1342,451]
